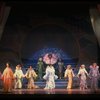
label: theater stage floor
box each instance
[0,89,100,94]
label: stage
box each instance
[0,89,100,94]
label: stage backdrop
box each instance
[0,2,98,71]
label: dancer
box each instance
[37,57,44,79]
[77,64,89,90]
[25,66,38,89]
[64,65,75,89]
[89,62,100,91]
[14,64,24,89]
[58,59,64,79]
[2,62,14,92]
[43,64,58,89]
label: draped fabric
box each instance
[0,2,5,25]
